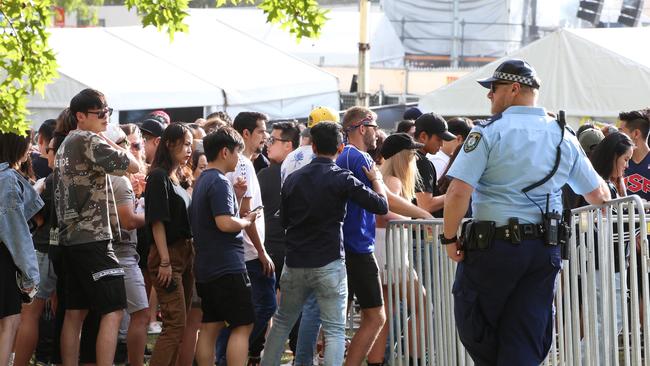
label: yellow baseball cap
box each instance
[308,106,339,128]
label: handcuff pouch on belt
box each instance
[461,220,495,251]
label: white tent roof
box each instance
[188,7,405,68]
[27,27,223,121]
[419,27,650,120]
[28,23,339,124]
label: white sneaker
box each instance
[147,321,162,334]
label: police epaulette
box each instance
[475,113,502,128]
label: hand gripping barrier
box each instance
[384,195,649,366]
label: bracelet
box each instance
[159,262,170,267]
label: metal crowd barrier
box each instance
[384,195,649,366]
[385,219,472,366]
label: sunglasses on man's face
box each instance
[267,136,291,145]
[85,107,113,119]
[490,82,514,93]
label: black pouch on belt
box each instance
[463,220,495,250]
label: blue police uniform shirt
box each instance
[447,106,601,227]
[624,152,650,201]
[336,145,376,254]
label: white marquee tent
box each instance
[419,27,650,123]
[27,22,340,125]
[189,7,405,68]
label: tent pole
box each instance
[357,0,370,107]
[451,0,460,68]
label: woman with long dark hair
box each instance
[0,131,44,366]
[144,123,195,365]
[589,131,634,198]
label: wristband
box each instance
[159,262,170,267]
[439,234,458,245]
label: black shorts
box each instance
[346,251,383,309]
[0,243,21,318]
[62,241,127,315]
[196,273,255,328]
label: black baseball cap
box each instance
[477,59,541,89]
[414,113,455,141]
[380,133,424,160]
[139,118,165,137]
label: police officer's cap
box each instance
[477,59,541,89]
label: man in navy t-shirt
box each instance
[619,109,650,201]
[261,122,388,366]
[190,127,259,366]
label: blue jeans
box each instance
[294,294,321,365]
[216,258,277,361]
[262,259,347,366]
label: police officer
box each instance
[440,59,611,365]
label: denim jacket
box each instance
[0,162,44,288]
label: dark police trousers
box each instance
[453,238,561,366]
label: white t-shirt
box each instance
[427,151,450,180]
[280,145,316,187]
[227,156,265,262]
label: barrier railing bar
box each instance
[423,226,432,365]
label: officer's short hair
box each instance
[311,122,343,156]
[619,109,650,139]
[203,126,244,163]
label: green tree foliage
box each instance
[0,0,328,135]
[0,0,58,135]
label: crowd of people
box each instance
[1,78,650,366]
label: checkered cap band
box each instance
[493,71,536,87]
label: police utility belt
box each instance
[460,218,568,250]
